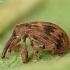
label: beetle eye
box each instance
[13,31,16,36]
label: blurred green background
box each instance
[0,0,70,70]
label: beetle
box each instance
[1,22,69,63]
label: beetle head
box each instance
[14,23,31,37]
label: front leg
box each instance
[8,37,21,52]
[30,41,39,60]
[21,40,28,63]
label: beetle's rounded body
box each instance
[28,22,69,54]
[2,22,70,63]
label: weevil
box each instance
[1,22,69,63]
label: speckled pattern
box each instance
[0,0,70,70]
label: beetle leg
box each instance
[21,41,28,63]
[51,47,56,56]
[31,46,39,60]
[43,44,57,56]
[30,41,39,60]
[8,37,21,52]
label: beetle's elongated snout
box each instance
[1,34,16,59]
